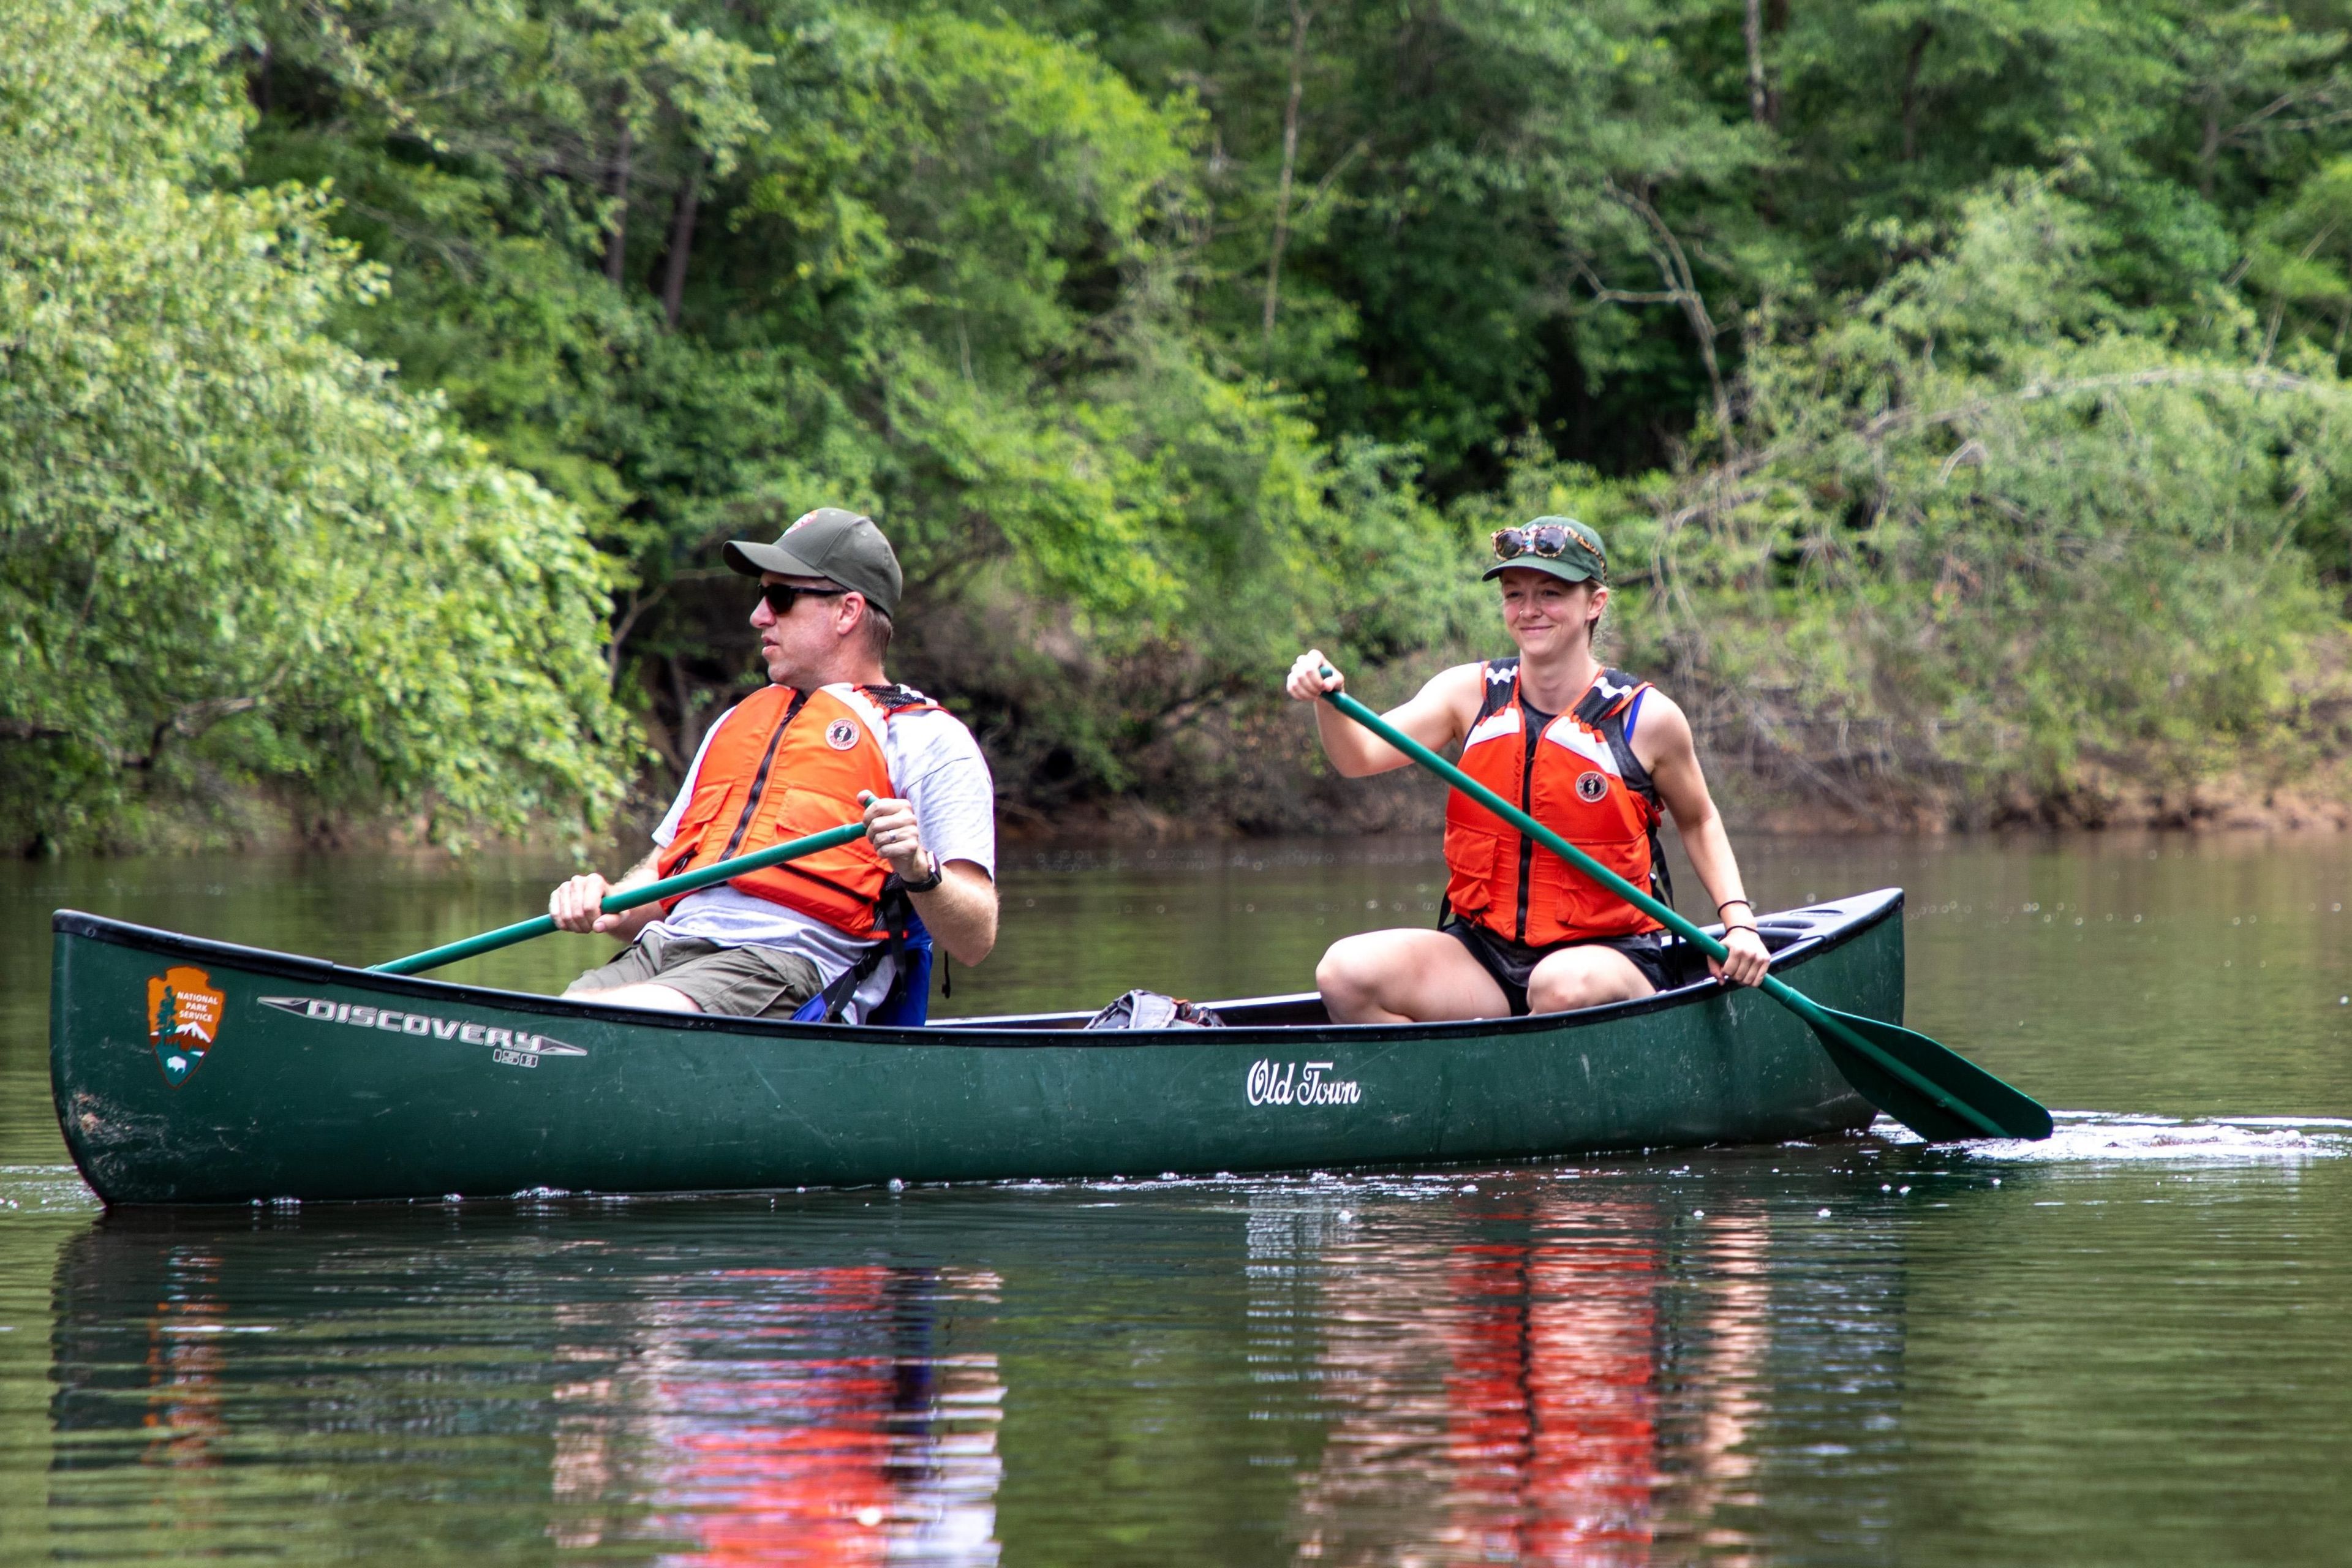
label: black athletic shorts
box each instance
[1439,916,1673,1017]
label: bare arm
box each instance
[1283,650,1482,777]
[548,846,664,944]
[1633,693,1770,987]
[861,792,998,967]
[908,862,997,967]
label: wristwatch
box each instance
[901,852,944,894]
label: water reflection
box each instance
[47,1214,1006,1564]
[33,1183,1921,1566]
[1293,1212,1669,1563]
[548,1265,1003,1564]
[140,1250,231,1476]
[1261,1185,1899,1567]
[47,1153,2345,1566]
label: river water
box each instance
[1,831,2348,1564]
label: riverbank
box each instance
[978,671,2352,841]
[34,744,2349,861]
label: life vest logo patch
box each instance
[1575,770,1610,803]
[824,717,860,751]
[146,965,224,1087]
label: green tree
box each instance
[0,0,627,851]
[21,0,2352,843]
[244,0,1469,797]
[1634,177,2352,818]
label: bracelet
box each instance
[900,853,944,894]
[1723,923,1758,937]
[1716,898,1753,913]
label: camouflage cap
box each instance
[1482,515,1607,586]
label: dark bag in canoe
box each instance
[1083,990,1226,1030]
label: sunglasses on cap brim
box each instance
[1490,524,1601,567]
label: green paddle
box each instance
[1316,676,2052,1142]
[371,821,870,978]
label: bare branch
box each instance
[1600,178,1735,455]
[607,582,667,689]
[1573,258,1684,307]
[123,696,267,772]
[1297,136,1370,224]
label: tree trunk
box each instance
[668,654,702,774]
[1899,23,1934,163]
[660,162,704,330]
[603,123,632,285]
[1262,0,1313,355]
[1743,0,1773,127]
[1746,0,1784,222]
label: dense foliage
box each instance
[1,0,627,851]
[10,0,2352,847]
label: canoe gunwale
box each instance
[50,890,1901,1049]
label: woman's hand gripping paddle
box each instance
[371,821,872,978]
[1314,673,2051,1142]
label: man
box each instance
[549,507,997,1022]
[1284,516,1771,1023]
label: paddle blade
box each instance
[1808,1004,2054,1142]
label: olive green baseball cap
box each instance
[723,507,903,617]
[1481,514,1608,586]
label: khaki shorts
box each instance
[564,928,823,1019]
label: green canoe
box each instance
[48,891,1902,1205]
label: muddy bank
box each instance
[1031,697,2352,842]
[24,716,2351,859]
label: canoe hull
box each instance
[51,893,1900,1205]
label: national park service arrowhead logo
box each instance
[147,965,224,1087]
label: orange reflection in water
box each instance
[1296,1197,1770,1567]
[551,1264,1002,1567]
[140,1248,227,1473]
[1445,1237,1659,1561]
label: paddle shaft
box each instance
[1316,681,2009,1137]
[371,821,871,977]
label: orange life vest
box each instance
[1442,660,1667,947]
[658,684,939,937]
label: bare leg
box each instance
[1524,946,1653,1014]
[568,981,703,1014]
[1316,929,1510,1023]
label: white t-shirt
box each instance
[647,684,996,1022]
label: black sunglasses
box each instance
[757,582,851,616]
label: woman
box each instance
[1286,516,1772,1022]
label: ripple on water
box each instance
[1875,1110,2352,1164]
[0,1163,100,1213]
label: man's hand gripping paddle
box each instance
[1314,671,2052,1142]
[373,821,871,977]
